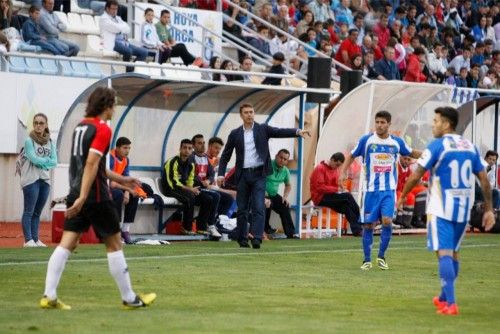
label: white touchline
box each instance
[0,243,498,267]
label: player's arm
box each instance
[409,149,423,159]
[338,153,355,190]
[397,165,426,209]
[476,170,495,232]
[65,151,101,219]
[106,169,140,193]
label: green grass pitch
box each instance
[0,234,499,334]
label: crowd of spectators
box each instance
[204,0,500,89]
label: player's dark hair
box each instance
[435,106,458,131]
[85,87,116,117]
[485,150,498,159]
[144,8,154,15]
[160,9,170,16]
[180,138,192,147]
[116,137,131,147]
[191,134,204,144]
[330,152,345,162]
[208,136,224,146]
[277,149,290,156]
[375,110,392,123]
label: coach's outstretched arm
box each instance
[265,124,311,138]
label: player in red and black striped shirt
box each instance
[40,87,156,310]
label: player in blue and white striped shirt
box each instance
[398,106,495,315]
[340,111,421,271]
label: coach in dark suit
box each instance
[217,103,310,249]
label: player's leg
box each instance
[376,191,395,270]
[436,221,468,315]
[401,192,415,228]
[122,194,139,244]
[429,216,459,315]
[95,202,156,308]
[41,230,80,310]
[361,223,374,270]
[428,215,447,309]
[360,192,377,270]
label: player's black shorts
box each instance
[64,200,120,239]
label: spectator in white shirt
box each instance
[269,33,298,57]
[100,0,148,72]
[427,42,446,82]
[140,8,167,63]
[448,46,472,74]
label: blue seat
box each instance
[8,56,27,73]
[86,62,104,79]
[25,57,43,74]
[70,61,88,77]
[40,58,58,75]
[59,60,74,76]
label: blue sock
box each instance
[439,256,456,305]
[453,259,459,279]
[378,224,392,259]
[362,228,373,262]
[438,289,446,302]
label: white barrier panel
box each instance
[0,72,96,153]
[133,3,222,63]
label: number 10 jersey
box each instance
[418,134,486,223]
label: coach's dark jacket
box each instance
[218,122,298,182]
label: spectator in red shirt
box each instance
[404,46,427,82]
[309,152,362,236]
[395,156,414,228]
[373,13,390,50]
[371,34,384,60]
[335,28,361,67]
[196,0,216,10]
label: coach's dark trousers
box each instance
[318,192,362,235]
[235,167,266,243]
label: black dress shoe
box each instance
[238,240,250,248]
[251,239,261,249]
[265,228,277,235]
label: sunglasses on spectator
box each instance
[34,121,46,125]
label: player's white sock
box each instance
[122,223,131,233]
[44,246,71,300]
[107,250,136,303]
